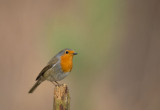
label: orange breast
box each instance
[60,54,73,72]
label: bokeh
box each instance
[0,0,160,110]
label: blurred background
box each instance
[0,0,160,110]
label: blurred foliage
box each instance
[46,0,118,72]
[44,1,119,110]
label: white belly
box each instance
[54,72,69,81]
[46,72,70,81]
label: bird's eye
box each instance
[66,51,69,54]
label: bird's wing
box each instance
[47,55,59,65]
[36,57,59,80]
[36,64,52,80]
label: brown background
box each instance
[0,0,160,110]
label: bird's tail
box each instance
[28,80,42,93]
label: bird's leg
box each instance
[51,81,61,86]
[55,81,61,86]
[51,81,57,86]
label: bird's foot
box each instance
[52,81,62,86]
[55,81,63,86]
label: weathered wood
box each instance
[53,84,70,110]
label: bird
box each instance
[28,48,77,93]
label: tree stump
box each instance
[53,84,70,110]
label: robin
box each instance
[28,48,77,93]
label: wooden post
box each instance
[53,84,70,110]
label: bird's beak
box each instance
[73,52,78,55]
